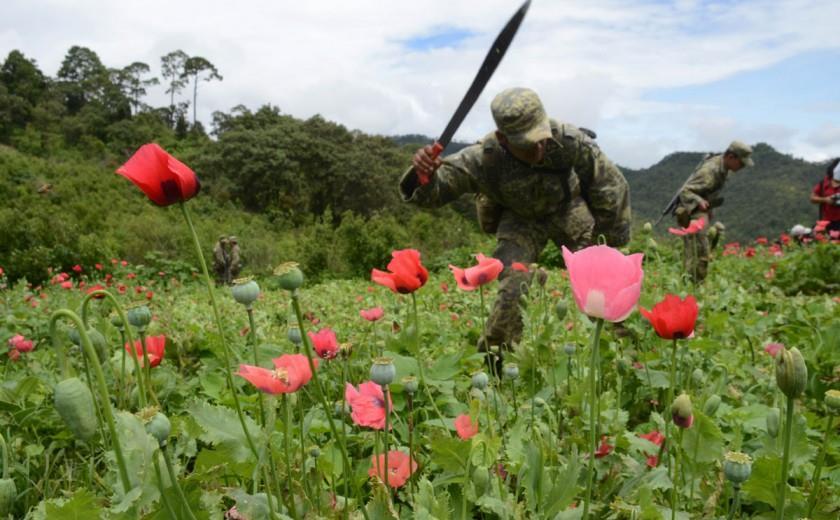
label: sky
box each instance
[2,0,840,168]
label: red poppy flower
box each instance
[125,335,166,367]
[359,307,384,322]
[638,429,665,466]
[448,253,504,291]
[511,262,529,273]
[368,450,418,488]
[236,354,317,394]
[308,328,339,360]
[8,334,34,353]
[639,294,698,340]
[594,435,613,458]
[371,249,428,294]
[116,143,201,206]
[668,217,706,236]
[60,281,73,290]
[345,381,392,430]
[764,342,784,358]
[72,264,83,273]
[755,237,768,245]
[86,284,106,298]
[454,414,479,440]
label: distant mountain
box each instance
[622,143,827,241]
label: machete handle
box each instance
[417,141,444,186]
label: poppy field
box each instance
[1,145,839,520]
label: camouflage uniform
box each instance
[212,237,229,285]
[228,237,242,283]
[676,141,752,282]
[400,88,630,350]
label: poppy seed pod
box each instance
[503,363,520,380]
[703,394,722,416]
[723,451,752,484]
[471,371,489,390]
[824,389,840,413]
[766,408,780,438]
[536,268,548,287]
[775,346,807,399]
[231,278,260,307]
[563,343,577,356]
[555,301,568,320]
[68,327,108,364]
[110,313,125,330]
[401,376,418,395]
[308,446,321,458]
[692,368,704,387]
[274,262,304,291]
[642,222,653,233]
[287,326,302,345]
[370,358,396,386]
[671,393,694,429]
[127,305,152,329]
[145,412,171,445]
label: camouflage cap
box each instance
[727,140,754,168]
[229,235,238,243]
[491,87,552,148]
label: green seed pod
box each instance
[555,301,568,320]
[68,327,107,362]
[723,451,752,484]
[647,238,658,250]
[775,347,807,399]
[274,262,304,291]
[642,222,653,233]
[287,326,302,345]
[401,376,418,395]
[54,377,98,442]
[503,363,520,380]
[536,268,548,287]
[707,225,719,239]
[231,278,260,307]
[703,394,722,416]
[471,371,489,390]
[110,312,125,330]
[471,466,489,494]
[0,478,15,517]
[766,407,780,438]
[824,389,840,413]
[370,357,396,386]
[145,412,171,445]
[127,305,152,329]
[563,343,577,356]
[691,368,704,387]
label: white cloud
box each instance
[2,0,840,167]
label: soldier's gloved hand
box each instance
[412,145,442,185]
[697,200,710,211]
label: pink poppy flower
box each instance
[454,414,479,440]
[8,349,20,362]
[237,354,317,394]
[95,263,103,270]
[668,217,706,236]
[562,245,644,322]
[345,381,392,430]
[764,342,784,358]
[448,253,504,291]
[371,249,429,294]
[308,328,339,360]
[814,220,829,233]
[360,307,384,322]
[8,334,34,353]
[60,281,73,290]
[368,450,417,488]
[125,335,166,367]
[72,264,83,273]
[755,237,768,245]
[116,143,201,206]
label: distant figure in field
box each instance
[810,158,840,234]
[228,236,242,283]
[212,236,230,285]
[674,141,754,282]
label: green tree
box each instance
[116,61,159,115]
[182,56,222,126]
[160,50,189,125]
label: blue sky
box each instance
[2,0,839,168]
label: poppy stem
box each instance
[726,483,741,520]
[775,394,795,520]
[246,307,267,427]
[666,339,678,484]
[160,442,198,520]
[179,202,259,460]
[138,330,160,407]
[582,318,604,519]
[806,414,834,516]
[49,309,132,494]
[406,392,415,501]
[410,292,450,434]
[383,385,391,496]
[282,395,298,520]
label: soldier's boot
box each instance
[675,207,691,228]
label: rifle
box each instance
[654,191,681,226]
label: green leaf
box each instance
[634,368,670,389]
[742,455,781,506]
[680,411,724,463]
[365,480,399,520]
[429,434,469,473]
[42,489,104,519]
[427,351,464,381]
[414,478,452,520]
[188,399,260,463]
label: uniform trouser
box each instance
[480,198,594,351]
[683,211,710,282]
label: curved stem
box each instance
[152,450,178,519]
[247,308,267,426]
[290,292,364,520]
[775,395,795,520]
[806,414,833,516]
[410,293,450,433]
[179,202,259,460]
[582,318,604,519]
[0,432,8,479]
[80,289,145,408]
[49,309,132,493]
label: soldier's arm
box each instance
[399,144,482,207]
[587,157,632,247]
[679,165,714,208]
